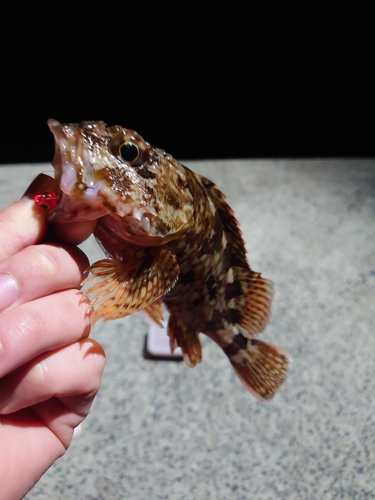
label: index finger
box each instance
[0,174,97,262]
[0,174,52,262]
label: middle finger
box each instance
[0,289,91,379]
[0,243,89,314]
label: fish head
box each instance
[47,119,194,245]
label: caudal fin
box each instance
[224,337,290,400]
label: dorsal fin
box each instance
[201,175,274,337]
[228,271,274,337]
[200,175,248,268]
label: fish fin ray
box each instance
[201,175,248,265]
[82,249,179,324]
[232,271,274,338]
[142,299,164,327]
[225,337,289,400]
[201,176,274,336]
[167,315,202,367]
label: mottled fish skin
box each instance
[47,119,289,400]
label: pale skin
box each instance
[0,174,105,500]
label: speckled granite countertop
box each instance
[1,159,374,500]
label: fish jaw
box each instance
[47,118,118,222]
[46,119,194,240]
[48,118,104,198]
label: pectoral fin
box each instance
[82,249,180,324]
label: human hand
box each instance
[0,174,106,500]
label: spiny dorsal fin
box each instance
[200,175,248,268]
[81,249,179,324]
[201,175,274,337]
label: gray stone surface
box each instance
[0,159,374,499]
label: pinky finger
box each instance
[0,339,106,422]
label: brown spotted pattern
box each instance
[48,120,289,400]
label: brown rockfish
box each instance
[45,119,289,400]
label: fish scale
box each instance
[44,119,290,400]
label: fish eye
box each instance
[119,142,140,163]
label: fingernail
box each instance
[0,273,19,313]
[21,173,55,200]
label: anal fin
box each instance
[81,249,179,324]
[142,299,164,327]
[167,315,202,368]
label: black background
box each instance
[0,109,373,164]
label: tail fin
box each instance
[223,337,290,400]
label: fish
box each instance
[45,118,290,400]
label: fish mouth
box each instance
[48,118,97,196]
[47,118,113,222]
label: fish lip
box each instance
[48,118,65,142]
[96,214,192,246]
[96,216,167,246]
[48,118,72,187]
[47,197,109,223]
